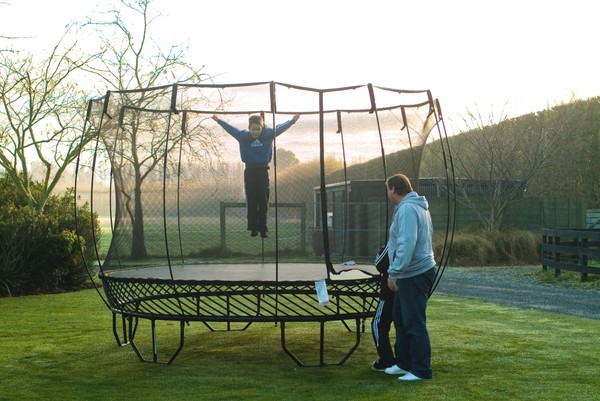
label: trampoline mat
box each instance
[103,263,379,282]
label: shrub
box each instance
[435,232,497,266]
[434,228,541,266]
[0,176,99,296]
[482,229,540,264]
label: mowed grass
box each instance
[1,290,598,401]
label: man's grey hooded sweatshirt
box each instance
[387,191,436,280]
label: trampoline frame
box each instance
[102,272,379,366]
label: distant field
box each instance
[95,218,312,262]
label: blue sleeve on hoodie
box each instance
[216,119,248,141]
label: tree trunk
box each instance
[130,180,148,260]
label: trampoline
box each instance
[74,82,455,366]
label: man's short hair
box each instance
[386,174,413,196]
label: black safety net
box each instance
[76,82,450,283]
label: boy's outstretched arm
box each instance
[274,114,300,136]
[212,115,246,140]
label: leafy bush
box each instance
[434,228,541,266]
[0,176,99,296]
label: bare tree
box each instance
[0,30,102,212]
[82,0,218,259]
[449,105,563,231]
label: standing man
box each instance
[384,174,437,381]
[212,113,300,238]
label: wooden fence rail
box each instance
[541,228,600,282]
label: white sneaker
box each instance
[398,372,423,381]
[384,365,408,375]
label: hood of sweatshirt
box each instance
[401,191,429,210]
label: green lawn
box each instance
[1,289,598,401]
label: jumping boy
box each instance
[212,113,300,238]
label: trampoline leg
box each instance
[112,312,130,346]
[280,321,304,366]
[167,321,186,365]
[202,321,253,332]
[128,316,145,363]
[151,320,158,363]
[319,321,325,366]
[338,318,361,365]
[128,319,186,364]
[340,319,352,332]
[338,318,367,334]
[280,319,362,367]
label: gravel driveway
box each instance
[433,265,600,320]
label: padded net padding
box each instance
[78,82,442,282]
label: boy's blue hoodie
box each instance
[387,191,436,280]
[216,118,296,165]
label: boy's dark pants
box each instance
[372,297,395,367]
[244,165,269,233]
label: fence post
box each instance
[301,202,306,254]
[553,234,561,278]
[542,230,548,271]
[220,201,226,253]
[581,237,588,282]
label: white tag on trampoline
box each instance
[315,279,330,306]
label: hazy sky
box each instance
[2,0,598,127]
